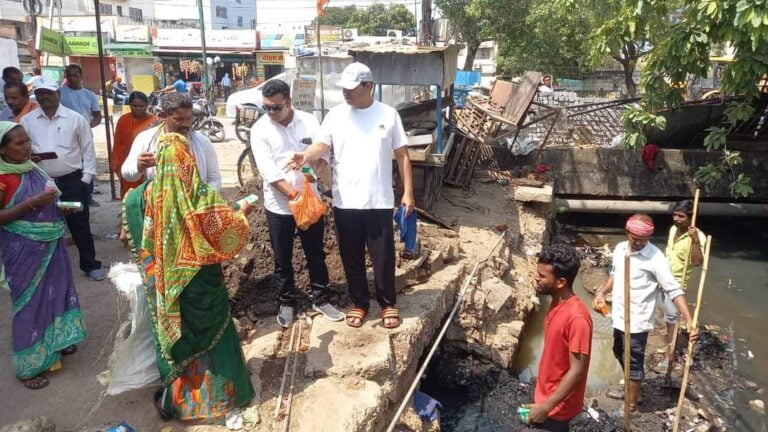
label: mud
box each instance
[223,179,351,322]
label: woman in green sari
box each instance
[122,131,255,420]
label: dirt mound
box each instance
[223,179,350,320]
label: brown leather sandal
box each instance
[345,307,367,328]
[381,307,401,329]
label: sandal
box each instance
[381,307,401,329]
[345,307,368,328]
[61,345,77,355]
[21,375,49,390]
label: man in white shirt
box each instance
[251,79,343,328]
[20,76,105,281]
[121,92,221,190]
[592,214,699,416]
[285,62,414,330]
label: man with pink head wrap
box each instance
[591,214,698,417]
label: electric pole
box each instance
[197,0,210,90]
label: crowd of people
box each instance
[0,60,705,430]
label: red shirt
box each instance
[534,295,593,420]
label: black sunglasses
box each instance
[262,104,285,112]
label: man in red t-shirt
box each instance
[524,244,593,432]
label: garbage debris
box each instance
[750,399,765,415]
[106,422,136,432]
[413,390,443,422]
[0,417,55,432]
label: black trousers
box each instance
[333,207,396,310]
[265,210,329,307]
[54,170,101,272]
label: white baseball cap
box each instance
[336,62,374,90]
[33,76,59,92]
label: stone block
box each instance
[511,184,554,203]
[423,250,445,274]
[482,277,513,315]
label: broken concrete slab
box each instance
[510,184,554,203]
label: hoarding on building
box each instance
[36,27,65,56]
[304,26,343,44]
[116,25,150,43]
[153,29,257,50]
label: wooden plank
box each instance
[490,80,518,108]
[505,71,543,125]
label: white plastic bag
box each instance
[97,262,160,395]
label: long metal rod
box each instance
[273,322,297,419]
[93,0,117,200]
[673,236,713,432]
[623,253,632,431]
[283,315,306,432]
[385,231,507,432]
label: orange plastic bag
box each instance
[288,174,327,230]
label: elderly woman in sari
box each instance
[0,121,86,390]
[122,131,255,420]
[0,82,38,122]
[111,91,158,198]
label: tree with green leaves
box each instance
[347,3,415,36]
[312,5,358,27]
[495,1,593,79]
[436,0,528,70]
[604,0,768,198]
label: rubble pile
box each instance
[223,180,349,320]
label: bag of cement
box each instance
[97,262,160,395]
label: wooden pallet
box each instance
[443,133,482,188]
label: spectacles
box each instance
[262,104,285,112]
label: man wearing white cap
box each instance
[285,62,414,330]
[20,76,105,281]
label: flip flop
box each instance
[381,306,401,329]
[61,345,77,355]
[345,307,367,328]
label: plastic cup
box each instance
[517,406,531,423]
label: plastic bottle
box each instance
[302,166,315,183]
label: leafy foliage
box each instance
[313,4,415,36]
[595,0,768,198]
[495,1,593,79]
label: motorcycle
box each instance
[192,97,226,143]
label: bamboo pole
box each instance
[667,189,701,379]
[623,253,632,431]
[672,235,712,432]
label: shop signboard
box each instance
[292,78,316,114]
[106,44,154,58]
[64,37,99,56]
[256,51,284,65]
[153,29,257,50]
[36,16,116,37]
[116,25,150,43]
[36,27,65,56]
[304,26,343,44]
